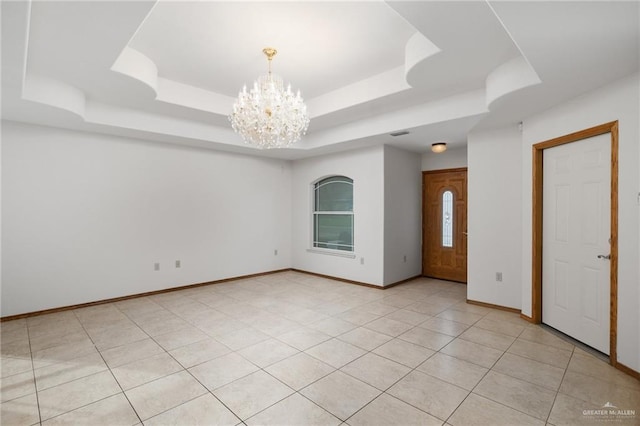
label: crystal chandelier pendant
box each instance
[229,48,310,149]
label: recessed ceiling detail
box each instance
[2,1,638,159]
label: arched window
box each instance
[313,176,354,252]
[442,190,453,247]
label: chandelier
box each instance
[229,48,310,149]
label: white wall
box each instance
[467,126,522,309]
[1,121,292,316]
[383,146,422,285]
[520,73,640,370]
[422,146,467,171]
[466,74,639,370]
[291,146,385,285]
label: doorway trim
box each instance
[531,121,618,366]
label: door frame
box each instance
[422,167,468,282]
[531,121,618,365]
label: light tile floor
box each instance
[1,271,639,425]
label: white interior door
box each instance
[542,133,611,354]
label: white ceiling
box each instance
[130,1,416,99]
[2,1,638,160]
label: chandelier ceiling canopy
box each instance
[229,48,310,149]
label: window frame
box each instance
[309,175,355,257]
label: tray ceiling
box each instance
[2,1,638,159]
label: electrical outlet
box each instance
[360,257,364,265]
[496,272,503,282]
[154,263,160,271]
[274,249,278,256]
[403,255,407,263]
[175,260,181,268]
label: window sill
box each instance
[306,248,356,259]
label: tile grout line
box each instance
[86,305,193,423]
[110,284,321,425]
[252,303,386,423]
[544,345,576,425]
[142,293,329,424]
[72,308,145,426]
[232,289,405,423]
[30,309,140,424]
[14,279,449,424]
[25,320,43,426]
[9,273,619,426]
[149,316,249,422]
[339,295,490,424]
[248,364,341,424]
[293,303,398,424]
[167,361,244,425]
[380,309,495,423]
[113,302,242,425]
[441,314,525,424]
[177,290,379,425]
[37,308,496,424]
[442,318,561,424]
[334,287,484,422]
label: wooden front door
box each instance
[422,168,467,282]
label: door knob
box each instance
[597,254,611,260]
